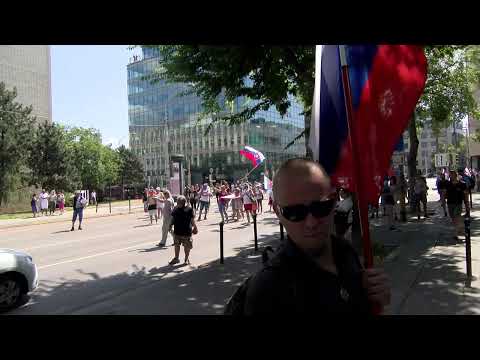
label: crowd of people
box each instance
[31,189,66,218]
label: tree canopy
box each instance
[0,83,35,205]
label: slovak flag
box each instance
[240,146,266,167]
[309,45,427,204]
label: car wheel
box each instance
[0,275,23,311]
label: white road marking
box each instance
[37,240,162,270]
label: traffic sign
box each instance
[435,153,449,168]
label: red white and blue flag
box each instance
[309,45,427,204]
[240,146,266,167]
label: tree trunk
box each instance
[407,112,419,211]
[304,112,313,159]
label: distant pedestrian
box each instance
[382,180,397,230]
[267,188,274,212]
[168,195,198,265]
[242,185,256,224]
[31,194,38,218]
[255,186,264,214]
[414,176,428,220]
[231,188,243,221]
[158,189,174,247]
[218,185,230,223]
[91,190,97,205]
[48,190,57,216]
[58,192,65,215]
[147,189,158,225]
[71,190,87,231]
[437,173,448,217]
[334,188,354,239]
[156,187,164,220]
[197,183,212,221]
[39,189,49,216]
[142,188,148,213]
[189,186,198,215]
[445,170,469,241]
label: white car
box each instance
[0,249,38,312]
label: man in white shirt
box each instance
[197,183,212,221]
[242,185,256,224]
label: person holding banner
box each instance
[230,159,390,315]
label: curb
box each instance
[0,209,144,230]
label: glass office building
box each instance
[127,47,305,187]
[0,45,52,123]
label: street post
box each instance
[253,213,258,251]
[109,185,112,214]
[464,216,473,286]
[219,221,224,264]
[280,222,285,242]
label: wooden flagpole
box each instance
[339,45,381,314]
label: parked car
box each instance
[0,249,38,312]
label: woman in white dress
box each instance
[39,189,49,216]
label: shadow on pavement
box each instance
[380,200,480,315]
[51,230,73,234]
[8,232,282,315]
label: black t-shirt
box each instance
[243,236,372,315]
[437,180,448,191]
[446,181,467,205]
[171,206,194,236]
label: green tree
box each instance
[117,145,144,198]
[99,144,121,188]
[0,83,35,206]
[407,46,480,193]
[28,121,80,191]
[140,45,315,150]
[64,127,105,190]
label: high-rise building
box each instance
[0,45,52,122]
[127,47,305,187]
[394,121,464,175]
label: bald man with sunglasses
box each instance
[238,158,390,315]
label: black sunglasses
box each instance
[278,199,336,222]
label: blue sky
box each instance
[51,45,141,148]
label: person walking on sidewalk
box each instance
[197,183,212,221]
[414,175,428,220]
[225,158,390,315]
[31,194,38,218]
[445,170,470,241]
[158,189,174,247]
[147,189,158,225]
[71,190,87,231]
[255,186,264,214]
[156,187,164,220]
[90,190,97,206]
[437,173,448,217]
[218,185,230,223]
[189,186,198,216]
[242,184,256,225]
[168,196,198,266]
[382,180,397,230]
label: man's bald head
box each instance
[272,158,331,205]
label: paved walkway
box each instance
[384,192,480,315]
[0,201,145,230]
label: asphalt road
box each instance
[1,202,281,315]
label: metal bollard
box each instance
[128,196,131,214]
[219,221,224,264]
[253,214,258,252]
[465,216,472,281]
[96,202,98,213]
[280,222,285,241]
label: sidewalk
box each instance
[382,192,480,315]
[0,200,145,230]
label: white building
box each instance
[398,122,463,175]
[0,45,52,123]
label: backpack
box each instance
[224,246,276,316]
